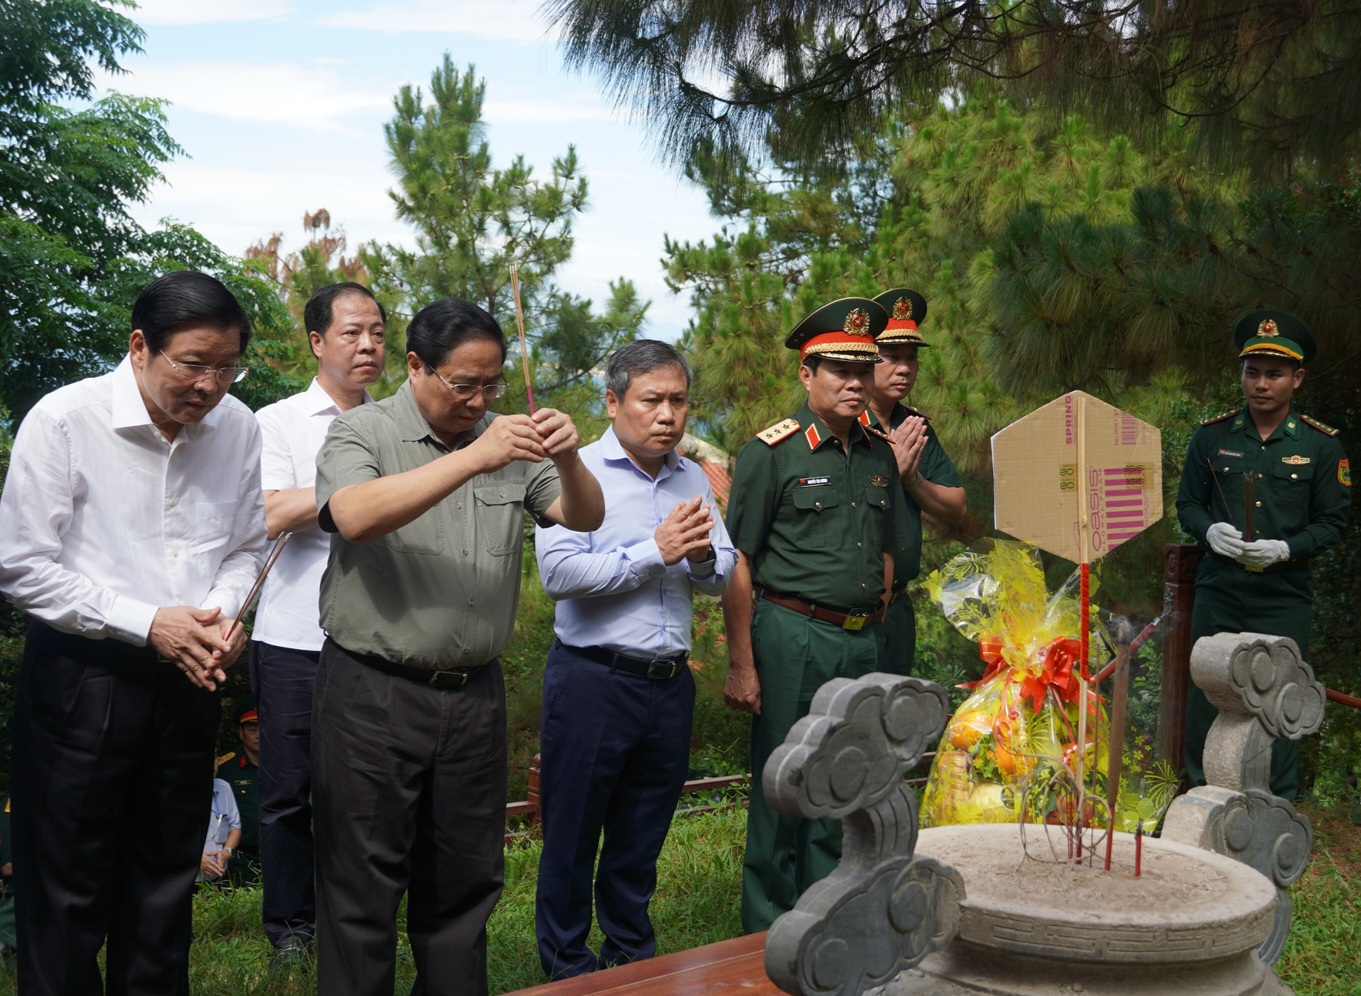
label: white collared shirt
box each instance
[252,377,369,651]
[0,356,267,645]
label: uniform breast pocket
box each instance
[383,511,445,556]
[1272,461,1314,512]
[864,482,891,517]
[474,482,527,556]
[792,486,839,548]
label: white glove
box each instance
[1205,522,1245,558]
[1238,539,1290,569]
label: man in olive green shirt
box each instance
[312,297,604,996]
[1176,309,1350,799]
[864,288,966,675]
[722,297,899,933]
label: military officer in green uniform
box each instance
[1176,310,1351,799]
[863,288,966,675]
[227,700,262,885]
[721,297,900,933]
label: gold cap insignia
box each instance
[891,297,914,321]
[843,308,871,337]
[1257,319,1279,337]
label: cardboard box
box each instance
[992,391,1162,563]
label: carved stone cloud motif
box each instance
[763,674,963,996]
[1162,631,1322,965]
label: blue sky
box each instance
[97,0,720,339]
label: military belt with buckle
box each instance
[560,640,688,680]
[761,593,886,631]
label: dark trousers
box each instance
[881,593,916,677]
[249,640,319,946]
[535,641,695,979]
[12,622,219,996]
[313,640,507,996]
[741,601,881,934]
[1184,561,1310,799]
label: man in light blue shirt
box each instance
[535,340,737,979]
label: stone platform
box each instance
[898,823,1289,996]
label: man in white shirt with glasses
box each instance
[0,270,266,996]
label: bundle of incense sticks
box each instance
[509,265,536,414]
[225,531,292,642]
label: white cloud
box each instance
[482,94,611,126]
[320,0,557,42]
[99,62,391,134]
[129,0,292,25]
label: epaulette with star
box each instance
[1301,413,1340,437]
[900,404,933,421]
[1199,409,1238,427]
[756,417,801,446]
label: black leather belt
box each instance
[335,641,487,690]
[761,593,885,631]
[558,640,687,680]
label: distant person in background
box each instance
[201,764,242,884]
[250,281,386,962]
[864,288,965,675]
[534,340,737,979]
[226,699,262,886]
[0,271,266,995]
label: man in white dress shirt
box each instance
[250,281,385,961]
[0,271,267,996]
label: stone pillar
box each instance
[761,674,963,996]
[1162,631,1323,965]
[1159,543,1202,773]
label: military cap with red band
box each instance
[872,288,929,346]
[1234,309,1316,365]
[785,297,887,364]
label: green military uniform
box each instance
[1176,311,1351,798]
[225,753,261,885]
[862,405,961,675]
[726,297,899,933]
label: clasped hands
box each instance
[655,495,714,566]
[1205,522,1289,568]
[470,408,580,472]
[149,605,246,691]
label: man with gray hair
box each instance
[534,339,737,979]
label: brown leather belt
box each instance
[761,593,885,631]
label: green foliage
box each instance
[548,0,1361,180]
[366,57,646,408]
[0,0,307,428]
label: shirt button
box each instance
[857,542,863,549]
[850,501,857,509]
[467,599,476,607]
[456,502,463,509]
[1255,500,1262,507]
[169,550,178,558]
[1291,473,1298,480]
[814,501,822,509]
[463,549,470,556]
[860,583,867,590]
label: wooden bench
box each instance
[503,932,780,996]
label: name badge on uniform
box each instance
[1281,455,1311,465]
[868,474,890,487]
[1216,448,1243,459]
[799,476,831,488]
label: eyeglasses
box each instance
[158,351,249,385]
[427,367,505,401]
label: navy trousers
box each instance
[13,622,218,996]
[249,641,319,946]
[535,641,695,980]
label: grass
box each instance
[0,802,1354,994]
